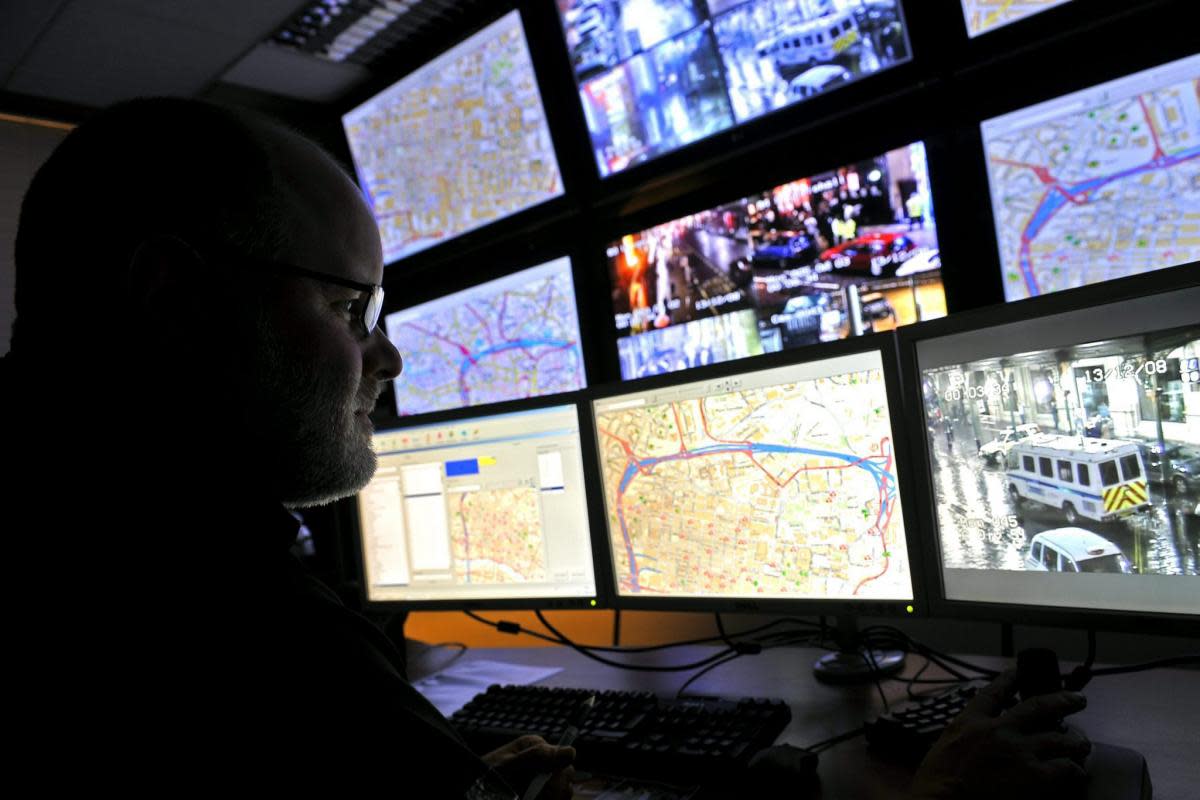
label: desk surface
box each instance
[409,644,1199,799]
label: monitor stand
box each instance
[812,615,905,684]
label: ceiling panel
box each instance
[3,0,302,108]
[221,44,371,104]
[0,0,70,85]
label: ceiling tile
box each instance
[5,1,265,107]
[221,44,370,104]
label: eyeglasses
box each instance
[234,255,384,339]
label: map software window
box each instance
[982,53,1200,301]
[357,405,597,603]
[592,350,914,602]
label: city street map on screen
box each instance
[593,350,913,601]
[982,55,1200,301]
[387,257,586,416]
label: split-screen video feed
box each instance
[609,141,945,379]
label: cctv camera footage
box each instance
[608,141,945,379]
[920,328,1200,590]
[556,0,911,177]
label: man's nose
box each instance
[366,326,403,382]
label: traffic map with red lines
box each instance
[595,369,912,600]
[984,58,1200,300]
[386,258,586,415]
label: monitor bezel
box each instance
[352,391,615,612]
[586,331,930,617]
[896,265,1200,636]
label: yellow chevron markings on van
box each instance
[1103,482,1147,513]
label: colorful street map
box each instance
[387,257,586,415]
[595,365,910,600]
[983,56,1200,300]
[342,10,563,264]
[450,486,546,584]
[960,0,1073,37]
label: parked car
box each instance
[772,291,839,348]
[979,424,1040,466]
[750,231,818,269]
[787,65,852,100]
[1025,528,1132,574]
[819,232,917,277]
[1138,442,1200,495]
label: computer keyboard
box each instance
[864,683,978,763]
[450,684,791,782]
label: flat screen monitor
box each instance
[356,402,599,608]
[556,0,911,178]
[981,54,1200,301]
[960,0,1073,38]
[590,339,918,612]
[342,9,564,265]
[385,257,587,416]
[609,140,945,379]
[906,280,1200,627]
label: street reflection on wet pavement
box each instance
[929,438,1199,576]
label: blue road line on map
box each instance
[617,442,896,592]
[457,339,578,401]
[1020,146,1200,296]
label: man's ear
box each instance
[125,235,207,325]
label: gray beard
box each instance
[249,324,379,509]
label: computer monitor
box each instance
[609,140,945,379]
[589,335,921,616]
[981,53,1200,302]
[959,0,1074,38]
[354,399,601,609]
[385,257,587,416]
[342,9,564,265]
[900,270,1200,632]
[555,0,911,178]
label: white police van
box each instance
[1005,435,1149,524]
[1024,528,1131,574]
[756,11,861,78]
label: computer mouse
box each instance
[745,744,819,795]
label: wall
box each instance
[0,113,71,355]
[406,608,1198,666]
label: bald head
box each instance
[9,97,402,507]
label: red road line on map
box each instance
[698,397,753,446]
[466,304,495,346]
[403,322,472,358]
[990,157,1057,185]
[854,438,895,595]
[671,402,687,453]
[1138,95,1166,161]
[497,293,510,341]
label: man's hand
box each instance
[482,735,575,800]
[909,670,1091,800]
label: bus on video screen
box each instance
[609,141,945,379]
[556,0,911,177]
